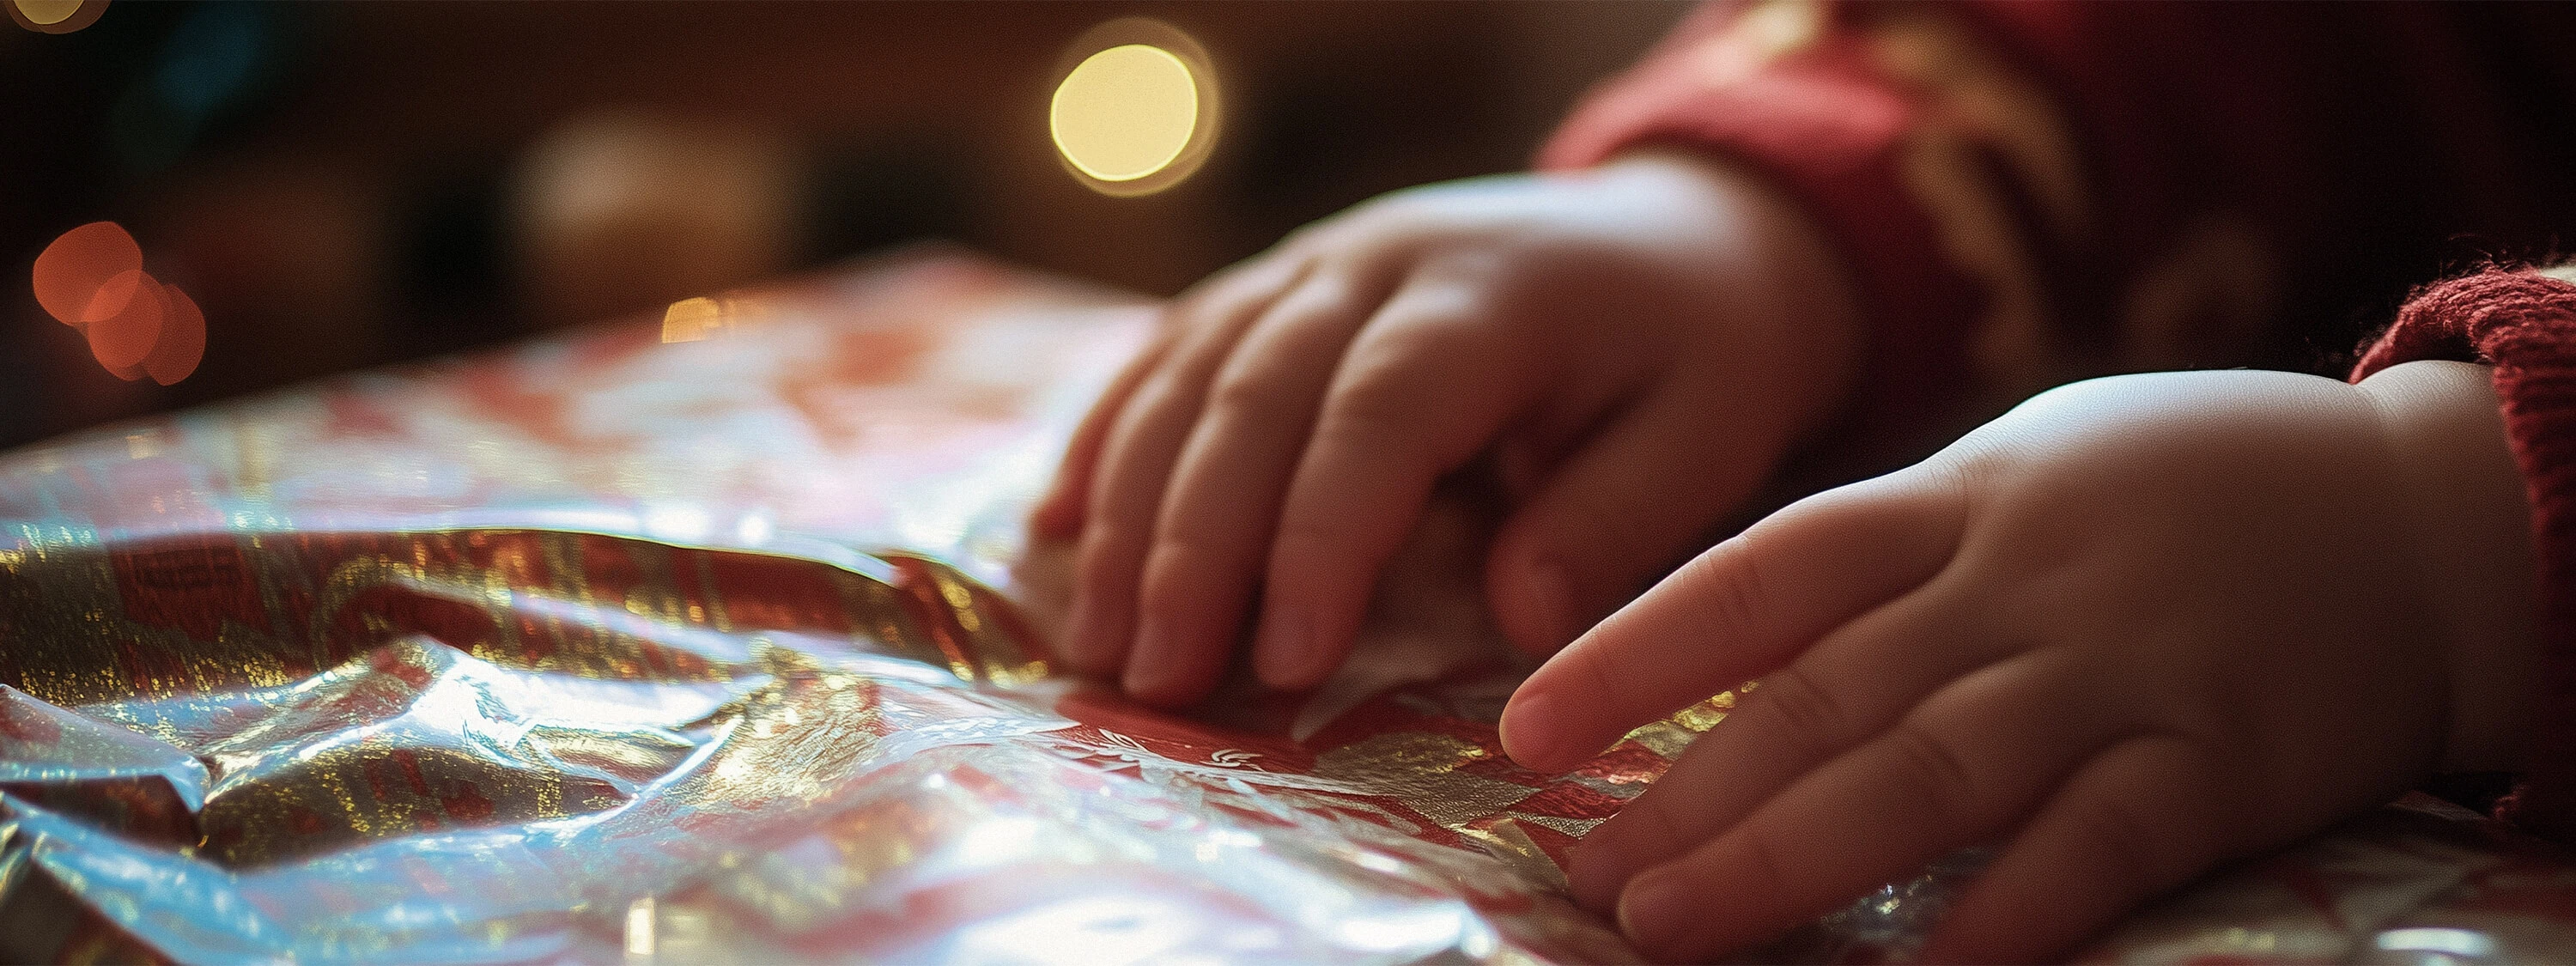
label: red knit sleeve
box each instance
[1539,1,2576,467]
[1538,1,1984,461]
[2352,269,2576,841]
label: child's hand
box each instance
[1032,152,1861,705]
[1501,362,2540,962]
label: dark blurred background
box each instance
[0,1,1689,450]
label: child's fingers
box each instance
[1034,258,1301,542]
[1608,663,2124,962]
[1916,737,2233,963]
[1121,268,1397,704]
[1252,282,1553,689]
[1560,600,2021,910]
[1484,380,1790,658]
[1064,264,1309,676]
[1500,471,1966,773]
[1030,331,1174,541]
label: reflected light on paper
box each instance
[1048,21,1218,197]
[624,896,657,958]
[953,815,1042,867]
[1334,905,1474,956]
[954,896,1199,965]
[11,0,104,33]
[2375,927,2497,959]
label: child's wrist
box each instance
[2355,360,2542,773]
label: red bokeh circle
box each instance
[33,222,142,326]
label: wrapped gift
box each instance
[2,251,2571,963]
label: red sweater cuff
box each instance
[2352,269,2576,841]
[1536,4,1984,457]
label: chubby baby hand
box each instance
[1033,151,1860,705]
[1503,362,2538,962]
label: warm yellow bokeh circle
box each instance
[1050,44,1200,184]
[15,0,82,25]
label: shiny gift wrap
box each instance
[0,254,1680,964]
[3,252,2573,964]
[0,528,1621,962]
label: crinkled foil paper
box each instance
[3,252,2574,964]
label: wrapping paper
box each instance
[1,250,2572,964]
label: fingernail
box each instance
[1564,836,1631,912]
[1255,607,1315,686]
[1616,867,1697,958]
[1066,595,1108,675]
[1499,692,1563,769]
[1063,593,1103,670]
[1030,499,1074,540]
[1517,555,1575,653]
[1123,615,1170,692]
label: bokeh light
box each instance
[660,294,768,343]
[82,264,143,325]
[1048,19,1219,197]
[9,0,106,33]
[143,283,206,386]
[662,295,725,343]
[87,270,165,374]
[29,221,209,384]
[513,112,797,327]
[1053,46,1198,182]
[14,0,73,24]
[33,222,143,325]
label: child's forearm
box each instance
[2356,360,2540,772]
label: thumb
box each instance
[1484,387,1784,658]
